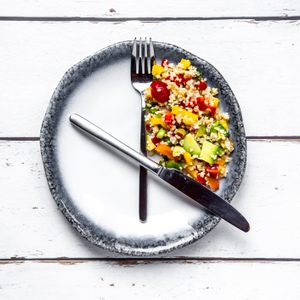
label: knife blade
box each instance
[69,113,250,232]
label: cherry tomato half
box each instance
[150,80,170,103]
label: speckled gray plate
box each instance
[40,41,246,256]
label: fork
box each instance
[131,37,155,222]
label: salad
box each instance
[144,58,234,191]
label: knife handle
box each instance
[69,114,161,175]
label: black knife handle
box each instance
[160,168,250,232]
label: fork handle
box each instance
[140,105,147,156]
[139,97,148,222]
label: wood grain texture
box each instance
[1,0,300,18]
[1,140,299,259]
[1,20,300,137]
[2,2,299,298]
[0,260,300,299]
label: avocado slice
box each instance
[216,146,225,157]
[199,141,219,164]
[196,124,206,138]
[210,121,229,137]
[183,133,201,156]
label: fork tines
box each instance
[132,38,155,75]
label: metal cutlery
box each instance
[69,113,250,233]
[131,37,156,222]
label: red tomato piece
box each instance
[208,106,217,116]
[150,80,170,103]
[197,81,208,90]
[196,96,208,111]
[152,136,161,145]
[197,175,206,185]
[183,76,192,85]
[206,164,219,178]
[161,59,169,67]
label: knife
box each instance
[69,113,250,232]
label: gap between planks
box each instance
[0,16,300,22]
[0,137,300,142]
[1,257,300,265]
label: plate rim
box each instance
[40,40,247,256]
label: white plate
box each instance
[40,41,246,255]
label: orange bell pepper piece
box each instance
[156,144,174,160]
[206,177,220,191]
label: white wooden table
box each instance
[1,1,300,299]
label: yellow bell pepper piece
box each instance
[171,106,181,115]
[183,112,198,125]
[146,135,156,151]
[212,97,219,108]
[183,152,193,165]
[219,119,228,131]
[186,166,198,179]
[180,59,191,70]
[216,158,226,166]
[171,106,198,125]
[150,116,168,129]
[152,64,165,76]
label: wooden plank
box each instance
[1,139,300,258]
[1,0,300,18]
[0,260,300,299]
[0,20,300,137]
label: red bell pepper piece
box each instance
[164,112,173,124]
